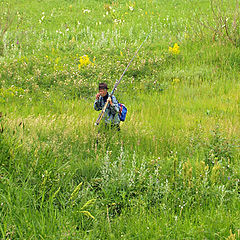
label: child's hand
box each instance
[96,93,100,100]
[108,97,113,106]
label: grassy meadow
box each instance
[0,0,240,239]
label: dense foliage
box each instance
[0,0,239,239]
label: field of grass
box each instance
[0,0,240,239]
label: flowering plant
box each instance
[169,43,180,55]
[78,55,95,70]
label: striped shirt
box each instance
[94,93,120,125]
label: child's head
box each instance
[99,83,108,97]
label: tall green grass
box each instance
[1,0,240,239]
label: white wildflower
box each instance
[83,9,91,14]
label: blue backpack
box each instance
[118,103,127,121]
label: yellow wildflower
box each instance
[78,55,94,69]
[169,43,180,55]
[172,78,180,85]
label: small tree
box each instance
[0,6,15,56]
[193,0,240,47]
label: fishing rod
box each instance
[95,31,151,126]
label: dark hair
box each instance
[99,83,108,90]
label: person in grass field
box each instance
[94,82,120,131]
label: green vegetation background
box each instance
[0,0,239,239]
